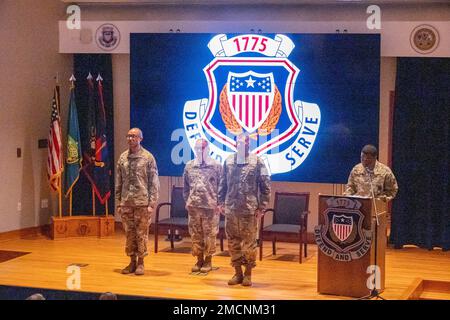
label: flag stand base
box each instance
[51,215,115,239]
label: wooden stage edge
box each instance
[0,228,449,300]
[401,278,450,300]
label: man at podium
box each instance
[344,144,398,201]
[317,144,397,298]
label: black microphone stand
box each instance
[358,168,385,300]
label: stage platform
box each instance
[0,230,449,300]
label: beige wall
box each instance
[0,0,72,233]
[379,57,397,165]
[0,1,448,233]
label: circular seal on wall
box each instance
[410,24,439,54]
[95,23,120,51]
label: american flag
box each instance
[332,215,353,242]
[47,86,63,192]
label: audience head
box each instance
[99,292,118,300]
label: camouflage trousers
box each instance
[119,206,152,258]
[188,207,219,257]
[225,212,258,268]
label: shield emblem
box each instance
[102,29,113,43]
[226,71,275,133]
[332,214,353,242]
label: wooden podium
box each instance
[316,194,387,298]
[51,215,115,239]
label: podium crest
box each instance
[332,215,354,242]
[314,197,372,262]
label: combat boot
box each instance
[242,265,253,286]
[135,257,145,276]
[121,255,137,274]
[200,255,212,273]
[227,266,244,285]
[191,255,204,272]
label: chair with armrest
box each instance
[259,192,310,263]
[154,186,188,253]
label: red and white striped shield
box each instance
[226,71,275,133]
[332,215,354,242]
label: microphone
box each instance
[365,165,380,226]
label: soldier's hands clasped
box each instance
[216,205,225,215]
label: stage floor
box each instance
[0,230,449,300]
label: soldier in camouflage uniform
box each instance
[344,144,398,201]
[183,139,222,273]
[115,128,159,276]
[218,133,271,287]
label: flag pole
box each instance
[58,177,63,218]
[92,187,96,216]
[105,198,109,217]
[87,72,96,217]
[69,74,75,218]
[56,81,63,219]
[69,190,73,217]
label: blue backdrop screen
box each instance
[130,33,380,183]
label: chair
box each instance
[154,186,189,253]
[154,186,226,253]
[259,192,310,263]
